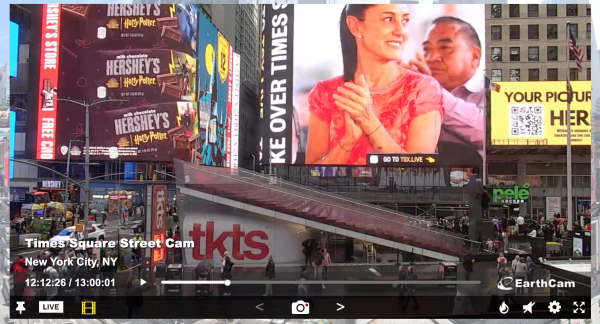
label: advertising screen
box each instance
[10,22,19,77]
[9,111,15,179]
[196,12,232,167]
[35,5,234,164]
[50,4,199,161]
[260,4,485,166]
[491,81,591,146]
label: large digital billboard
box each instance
[260,4,485,166]
[35,4,235,165]
[10,22,19,78]
[491,81,591,146]
[49,4,198,161]
[196,12,232,167]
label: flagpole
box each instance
[482,71,487,186]
[566,21,573,231]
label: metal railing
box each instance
[177,161,480,255]
[237,167,470,221]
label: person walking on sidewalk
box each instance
[321,249,332,280]
[314,249,323,279]
[396,265,407,303]
[154,259,167,296]
[264,255,276,296]
[222,255,234,296]
[502,230,510,253]
[402,267,419,310]
[462,254,475,280]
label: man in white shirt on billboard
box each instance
[403,16,484,161]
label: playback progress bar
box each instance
[162,280,481,285]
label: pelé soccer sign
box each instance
[492,183,530,204]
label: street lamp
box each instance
[52,96,128,238]
[153,170,185,183]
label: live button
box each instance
[39,301,64,313]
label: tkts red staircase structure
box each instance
[174,160,479,261]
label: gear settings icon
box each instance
[548,300,561,314]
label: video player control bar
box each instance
[161,280,482,285]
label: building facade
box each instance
[487,4,592,82]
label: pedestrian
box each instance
[75,257,90,301]
[314,249,323,279]
[497,256,507,281]
[300,266,309,280]
[126,279,156,318]
[502,230,510,253]
[220,251,230,279]
[263,255,275,296]
[514,258,528,294]
[301,239,315,267]
[154,259,167,296]
[511,255,520,275]
[89,252,101,280]
[396,265,407,303]
[462,254,474,280]
[43,263,60,300]
[297,278,308,298]
[11,257,28,300]
[402,267,419,310]
[222,255,234,296]
[321,249,331,281]
[525,256,536,290]
[100,251,116,293]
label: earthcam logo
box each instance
[497,276,576,291]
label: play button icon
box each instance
[140,279,147,285]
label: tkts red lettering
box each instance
[189,221,269,260]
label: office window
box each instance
[491,47,502,61]
[491,26,502,40]
[570,68,579,81]
[547,24,557,39]
[491,69,502,82]
[510,25,520,40]
[510,69,520,82]
[547,5,557,17]
[509,4,520,17]
[588,68,592,81]
[588,45,591,60]
[529,69,539,81]
[569,24,578,38]
[570,49,577,61]
[528,25,539,40]
[587,23,591,39]
[528,47,539,61]
[510,47,520,61]
[566,4,578,16]
[547,69,558,81]
[587,4,591,16]
[491,4,501,18]
[547,46,558,61]
[528,5,538,17]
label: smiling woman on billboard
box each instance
[305,4,444,165]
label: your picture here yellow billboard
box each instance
[490,81,591,146]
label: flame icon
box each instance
[499,301,509,314]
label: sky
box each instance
[1,5,10,65]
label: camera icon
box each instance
[291,300,310,314]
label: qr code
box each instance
[509,104,543,137]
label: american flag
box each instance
[568,28,583,73]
